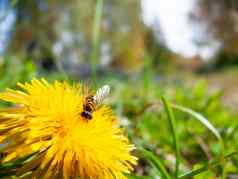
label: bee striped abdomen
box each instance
[84,95,96,111]
[80,85,110,121]
[81,95,96,120]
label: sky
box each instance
[0,0,220,59]
[141,0,220,60]
[0,0,16,55]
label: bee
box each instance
[81,85,110,121]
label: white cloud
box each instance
[141,0,220,59]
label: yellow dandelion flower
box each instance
[0,78,137,179]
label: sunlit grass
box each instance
[0,55,238,178]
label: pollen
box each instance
[0,78,137,179]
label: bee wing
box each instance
[93,85,110,104]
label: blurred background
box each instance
[1,0,238,178]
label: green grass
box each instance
[162,97,180,178]
[1,58,238,178]
[104,73,238,178]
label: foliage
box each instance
[1,0,238,178]
[1,54,238,178]
[99,70,238,178]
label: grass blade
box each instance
[171,103,226,177]
[126,174,148,179]
[171,104,222,141]
[91,0,104,83]
[0,152,37,177]
[161,97,180,178]
[139,148,172,179]
[179,150,238,178]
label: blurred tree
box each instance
[7,0,146,76]
[144,28,175,73]
[192,0,238,69]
